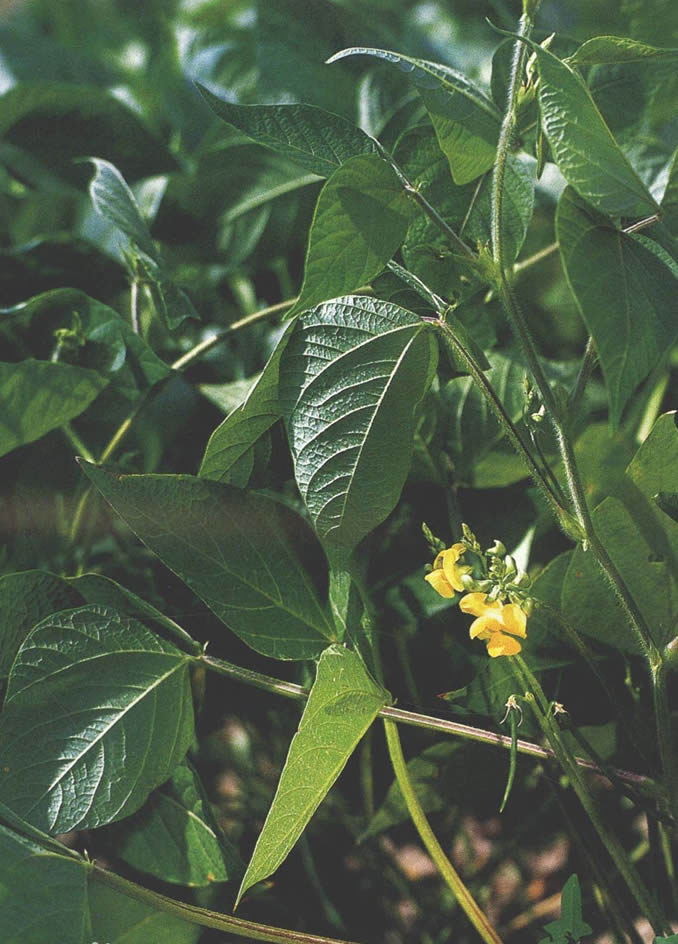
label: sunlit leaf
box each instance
[280,295,437,557]
[0,606,194,833]
[237,645,388,904]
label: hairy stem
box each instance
[201,653,654,790]
[383,718,505,944]
[92,864,360,944]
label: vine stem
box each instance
[201,654,653,790]
[490,8,661,667]
[434,319,570,527]
[92,864,360,944]
[382,718,505,944]
[511,656,668,935]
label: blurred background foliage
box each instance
[1,1,676,941]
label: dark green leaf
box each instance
[87,158,159,262]
[0,82,176,186]
[280,296,437,556]
[237,645,388,904]
[329,47,501,185]
[290,154,414,316]
[561,498,676,653]
[113,761,241,886]
[1,289,170,401]
[0,570,82,680]
[557,187,678,426]
[362,742,458,839]
[656,491,678,524]
[568,36,678,66]
[88,882,199,944]
[199,322,294,486]
[78,463,336,660]
[440,351,527,486]
[661,145,678,238]
[525,38,659,216]
[196,86,377,178]
[0,605,195,833]
[0,825,90,944]
[0,359,107,458]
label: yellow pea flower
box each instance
[459,592,527,658]
[424,543,470,597]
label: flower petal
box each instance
[501,604,527,638]
[459,592,495,617]
[425,570,454,598]
[441,544,468,593]
[486,632,522,657]
[469,616,493,640]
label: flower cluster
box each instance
[424,525,531,658]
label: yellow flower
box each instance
[424,543,470,598]
[459,592,527,658]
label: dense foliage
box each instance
[1,0,678,942]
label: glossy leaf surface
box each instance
[0,606,194,833]
[280,295,437,555]
[89,882,199,944]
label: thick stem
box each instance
[382,719,505,944]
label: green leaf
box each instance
[1,289,170,401]
[621,411,678,579]
[87,158,159,262]
[0,82,176,186]
[196,86,377,178]
[654,936,678,943]
[68,573,199,653]
[280,295,437,556]
[199,322,294,486]
[568,36,678,66]
[290,154,413,316]
[329,47,501,185]
[0,825,90,944]
[440,351,527,486]
[362,742,458,839]
[0,359,107,458]
[0,605,195,833]
[113,761,241,886]
[397,126,534,276]
[523,37,659,216]
[78,463,336,660]
[237,645,388,904]
[88,882,199,944]
[561,497,676,653]
[539,874,592,944]
[661,145,678,238]
[557,187,678,426]
[0,570,82,680]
